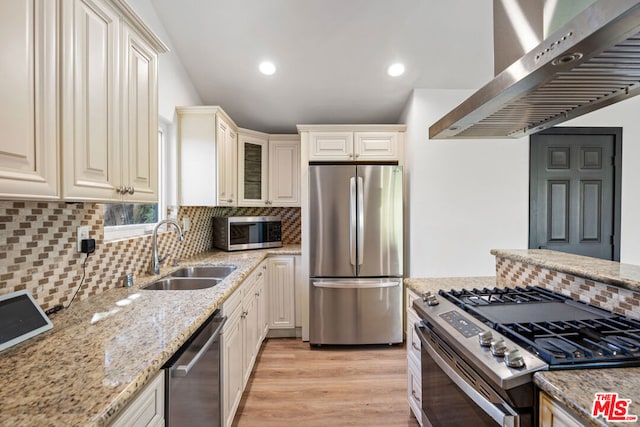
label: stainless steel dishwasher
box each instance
[165,310,226,426]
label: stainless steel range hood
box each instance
[430,0,640,139]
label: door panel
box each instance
[530,129,620,260]
[309,278,402,345]
[357,165,403,277]
[309,165,356,277]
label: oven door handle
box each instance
[416,324,519,427]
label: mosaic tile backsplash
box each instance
[496,256,640,320]
[0,202,300,310]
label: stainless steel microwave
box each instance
[212,216,282,251]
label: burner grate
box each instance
[497,316,640,367]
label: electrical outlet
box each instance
[182,217,190,232]
[76,226,89,252]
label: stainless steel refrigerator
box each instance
[309,164,403,345]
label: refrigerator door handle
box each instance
[312,280,400,289]
[357,176,364,266]
[350,176,357,267]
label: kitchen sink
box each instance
[168,265,237,279]
[142,277,222,291]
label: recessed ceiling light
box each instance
[387,63,405,77]
[259,61,276,75]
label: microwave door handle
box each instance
[357,176,364,266]
[350,177,356,268]
[415,325,519,427]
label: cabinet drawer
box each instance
[110,371,164,427]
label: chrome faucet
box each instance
[151,219,185,275]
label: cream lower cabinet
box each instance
[110,371,164,427]
[0,0,59,200]
[267,256,296,330]
[60,0,165,202]
[221,265,267,427]
[539,392,584,427]
[406,288,423,426]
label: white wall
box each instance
[127,0,202,122]
[401,90,640,276]
[401,89,530,277]
[560,96,640,265]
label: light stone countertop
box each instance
[404,275,640,427]
[491,249,640,293]
[0,245,300,427]
[534,369,640,427]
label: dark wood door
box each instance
[529,128,621,261]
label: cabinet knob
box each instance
[255,292,260,297]
[354,153,360,158]
[127,186,135,195]
[227,198,233,203]
[117,185,126,194]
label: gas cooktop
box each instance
[440,286,640,369]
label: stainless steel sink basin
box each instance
[168,265,237,279]
[142,277,222,291]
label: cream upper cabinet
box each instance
[120,24,159,203]
[307,131,353,161]
[217,116,238,206]
[61,0,120,201]
[301,125,405,162]
[354,131,399,161]
[0,0,59,200]
[237,132,300,207]
[268,137,300,206]
[177,106,238,206]
[237,131,269,206]
[61,0,165,202]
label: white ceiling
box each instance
[151,0,495,133]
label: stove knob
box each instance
[504,349,526,369]
[421,291,433,302]
[490,339,507,357]
[478,331,493,347]
[426,295,439,306]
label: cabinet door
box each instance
[217,117,237,206]
[354,131,399,161]
[238,133,268,206]
[61,0,121,201]
[267,256,295,329]
[242,279,259,387]
[121,25,158,202]
[308,131,353,161]
[177,111,216,206]
[222,303,244,427]
[0,0,59,200]
[255,263,269,342]
[268,140,300,206]
[110,371,164,427]
[540,392,584,427]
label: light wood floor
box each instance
[233,338,421,427]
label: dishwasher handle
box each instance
[173,315,226,378]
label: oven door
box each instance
[416,323,523,427]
